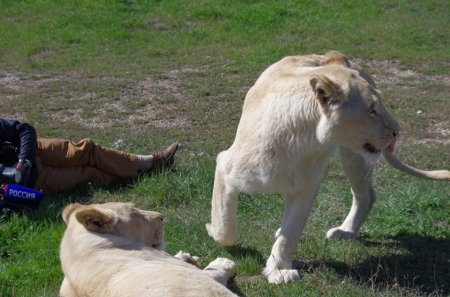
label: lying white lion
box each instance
[60,202,237,297]
[206,51,449,284]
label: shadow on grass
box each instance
[3,164,185,222]
[225,244,265,297]
[226,244,265,263]
[16,177,140,222]
[298,235,449,295]
[228,279,247,297]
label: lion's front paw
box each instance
[206,257,236,275]
[174,251,200,267]
[262,267,300,284]
[204,257,237,285]
[326,227,358,240]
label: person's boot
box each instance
[150,143,179,173]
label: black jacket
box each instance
[0,118,38,186]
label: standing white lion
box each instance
[206,51,449,284]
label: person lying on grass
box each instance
[0,117,179,194]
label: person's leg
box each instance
[34,163,120,194]
[37,138,139,178]
[37,138,179,176]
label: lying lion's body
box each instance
[206,51,402,283]
[60,202,236,297]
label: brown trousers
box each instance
[34,138,139,193]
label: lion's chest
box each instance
[228,139,334,194]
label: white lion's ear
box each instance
[323,51,351,67]
[62,203,83,224]
[310,75,343,111]
[75,207,114,233]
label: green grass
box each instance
[0,1,449,296]
[1,0,449,75]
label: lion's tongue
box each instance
[386,137,396,153]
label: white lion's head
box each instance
[62,202,165,250]
[311,51,399,161]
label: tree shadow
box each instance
[297,234,449,295]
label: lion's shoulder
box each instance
[243,51,369,111]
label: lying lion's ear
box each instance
[310,75,343,111]
[75,207,114,233]
[323,51,351,67]
[62,203,83,224]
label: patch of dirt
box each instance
[352,58,450,88]
[0,69,59,91]
[0,59,448,148]
[351,59,450,148]
[0,68,189,130]
[418,120,450,146]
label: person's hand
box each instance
[15,162,26,173]
[15,159,32,184]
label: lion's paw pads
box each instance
[263,267,300,284]
[326,227,358,240]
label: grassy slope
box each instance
[0,1,449,296]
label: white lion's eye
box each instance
[369,109,377,117]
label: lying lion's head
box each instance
[311,51,399,160]
[62,202,165,249]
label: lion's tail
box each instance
[383,150,450,181]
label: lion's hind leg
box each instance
[206,151,240,246]
[203,257,236,285]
